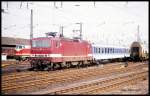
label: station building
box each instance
[2,37,30,61]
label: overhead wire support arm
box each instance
[61,1,63,8]
[27,2,29,9]
[20,2,22,8]
[94,1,96,7]
[30,9,33,39]
[6,2,8,9]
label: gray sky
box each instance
[2,1,148,48]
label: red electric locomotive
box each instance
[15,44,31,61]
[30,33,92,70]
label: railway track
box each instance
[48,70,148,95]
[2,62,148,94]
[1,62,140,81]
[2,62,125,83]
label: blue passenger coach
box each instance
[92,44,130,61]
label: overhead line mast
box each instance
[30,9,33,40]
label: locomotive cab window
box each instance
[32,39,50,48]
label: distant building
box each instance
[1,37,30,60]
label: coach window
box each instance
[96,48,97,53]
[100,48,102,53]
[107,48,108,53]
[107,48,109,53]
[99,48,101,53]
[114,48,115,53]
[110,48,112,53]
[103,48,104,53]
[99,48,100,53]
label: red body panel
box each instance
[31,37,92,63]
[15,48,31,56]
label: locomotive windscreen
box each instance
[32,39,50,48]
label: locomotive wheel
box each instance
[66,62,71,68]
[52,64,59,71]
[47,63,52,71]
[58,63,62,70]
[77,61,82,68]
